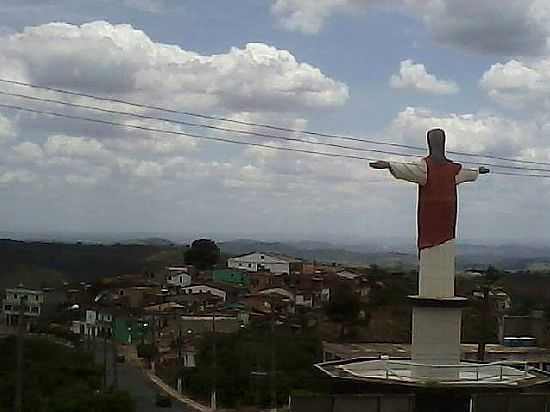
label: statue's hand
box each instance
[478,167,490,174]
[369,161,390,169]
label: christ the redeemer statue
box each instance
[370,128,489,298]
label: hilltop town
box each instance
[4,238,550,410]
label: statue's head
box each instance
[427,128,446,157]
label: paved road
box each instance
[94,342,192,412]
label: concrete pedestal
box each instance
[412,306,463,380]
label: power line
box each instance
[0,102,375,162]
[1,102,549,179]
[1,77,549,168]
[2,89,550,174]
[0,90,421,159]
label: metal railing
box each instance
[343,359,533,384]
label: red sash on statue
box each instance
[417,157,461,251]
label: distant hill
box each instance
[0,239,181,289]
[219,239,550,271]
[119,237,176,246]
[1,238,549,290]
[219,239,417,269]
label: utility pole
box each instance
[477,284,491,362]
[211,311,217,411]
[151,312,156,373]
[14,296,27,412]
[112,340,119,389]
[177,324,183,394]
[103,328,108,388]
[269,297,277,412]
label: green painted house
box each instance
[212,269,249,286]
[112,318,150,344]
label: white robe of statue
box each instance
[389,159,479,298]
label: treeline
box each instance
[0,336,134,412]
[0,239,180,288]
[159,325,328,409]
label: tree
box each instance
[184,239,220,270]
[325,285,361,339]
[0,336,135,412]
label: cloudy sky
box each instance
[1,0,550,244]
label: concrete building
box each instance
[71,308,112,337]
[166,268,192,288]
[180,285,227,302]
[3,287,44,328]
[227,252,292,274]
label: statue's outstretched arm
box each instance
[370,159,426,185]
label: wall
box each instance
[473,394,550,412]
[179,316,241,334]
[291,394,414,412]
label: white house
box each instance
[180,285,227,302]
[227,252,291,274]
[166,267,192,288]
[3,287,44,328]
[72,309,112,337]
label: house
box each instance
[227,252,294,274]
[115,286,160,308]
[112,317,150,345]
[144,302,186,314]
[71,308,113,337]
[180,285,227,302]
[336,270,361,281]
[172,293,223,314]
[3,287,44,329]
[166,267,192,288]
[212,269,249,286]
[249,272,286,292]
[257,287,295,301]
[240,293,294,316]
[295,293,313,308]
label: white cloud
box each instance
[44,135,110,160]
[481,59,550,109]
[271,0,359,34]
[405,0,550,55]
[0,169,35,184]
[390,60,459,95]
[132,160,164,178]
[0,113,15,143]
[271,0,550,56]
[0,21,348,112]
[389,107,528,155]
[12,142,43,162]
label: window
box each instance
[31,306,39,313]
[261,255,264,259]
[4,305,12,311]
